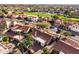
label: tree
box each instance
[18,42,25,53]
[2,36,9,42]
[0,20,7,31]
[64,10,70,17]
[18,42,24,49]
[18,34,33,54]
[23,34,33,48]
[51,50,59,54]
[15,31,20,35]
[52,15,59,20]
[62,31,72,36]
[50,15,59,25]
[1,9,8,14]
[42,48,49,54]
[36,22,50,29]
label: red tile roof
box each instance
[13,24,30,32]
[31,28,52,43]
[61,38,79,50]
[53,40,79,54]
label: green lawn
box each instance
[59,15,79,22]
[25,12,53,17]
[16,12,56,18]
[16,12,79,22]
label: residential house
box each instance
[52,35,79,54]
[30,28,57,53]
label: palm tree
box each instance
[18,34,33,53]
[23,34,33,49]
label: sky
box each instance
[0,0,78,4]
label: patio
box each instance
[31,41,43,53]
[0,43,9,54]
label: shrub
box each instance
[2,36,9,42]
[51,50,59,54]
[36,22,50,29]
[42,48,49,54]
[62,31,72,36]
[18,42,24,49]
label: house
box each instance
[68,23,79,35]
[30,28,79,54]
[31,28,53,46]
[52,36,79,54]
[50,19,62,32]
[5,24,31,42]
[29,28,57,53]
[11,24,31,33]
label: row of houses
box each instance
[3,22,79,54]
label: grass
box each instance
[16,12,79,22]
[59,15,79,22]
[16,12,55,18]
